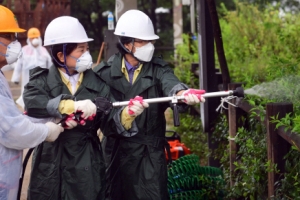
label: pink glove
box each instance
[182,89,206,105]
[127,96,149,117]
[62,113,88,128]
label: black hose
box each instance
[17,147,34,200]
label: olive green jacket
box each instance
[23,66,114,200]
[94,53,188,200]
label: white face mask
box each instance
[0,40,22,64]
[71,51,93,73]
[31,38,40,46]
[133,42,154,62]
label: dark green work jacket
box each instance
[93,53,188,200]
[23,66,112,200]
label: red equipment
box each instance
[165,130,191,160]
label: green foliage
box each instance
[218,5,300,197]
[213,107,269,199]
[271,111,300,138]
[173,112,208,164]
[219,2,300,88]
[174,34,199,88]
[171,33,208,164]
[174,1,300,199]
[241,72,300,199]
[275,149,300,199]
[270,113,293,131]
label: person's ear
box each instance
[124,43,129,50]
[124,43,133,52]
[57,52,64,62]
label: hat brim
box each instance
[114,32,159,41]
[0,28,26,33]
[44,38,94,46]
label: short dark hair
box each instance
[116,36,134,55]
[50,43,77,67]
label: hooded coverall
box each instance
[93,53,189,200]
[23,66,125,200]
[0,71,48,200]
[11,38,52,108]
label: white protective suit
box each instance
[11,37,52,108]
[1,62,16,72]
[0,71,49,200]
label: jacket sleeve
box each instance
[152,57,189,96]
[112,107,138,137]
[156,63,189,111]
[23,72,52,118]
[99,106,139,138]
[0,95,48,150]
[23,68,74,118]
[92,82,137,137]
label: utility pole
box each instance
[173,0,183,47]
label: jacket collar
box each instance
[110,53,155,78]
[108,53,156,96]
[47,66,102,95]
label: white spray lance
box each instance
[94,87,244,126]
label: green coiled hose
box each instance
[168,154,225,199]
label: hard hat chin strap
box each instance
[62,44,72,75]
[118,37,132,54]
[118,37,144,63]
[50,44,72,76]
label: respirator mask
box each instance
[0,40,22,64]
[133,42,154,62]
[71,51,93,73]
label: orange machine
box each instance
[165,130,191,160]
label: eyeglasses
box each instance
[134,39,156,44]
[0,33,18,41]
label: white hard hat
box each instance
[44,16,93,46]
[114,10,159,40]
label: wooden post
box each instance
[197,0,223,167]
[266,103,292,198]
[205,0,231,90]
[103,30,119,61]
[228,83,244,190]
[95,42,105,66]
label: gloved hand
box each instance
[182,89,206,105]
[45,122,64,142]
[64,118,79,129]
[74,99,97,119]
[52,117,62,123]
[126,96,149,117]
